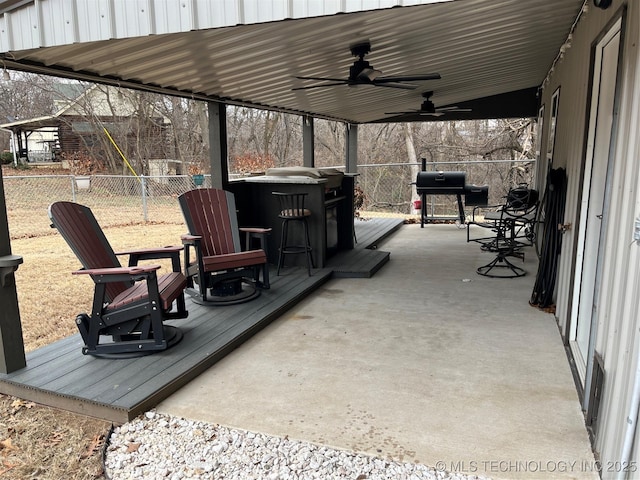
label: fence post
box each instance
[141,175,148,222]
[71,175,77,201]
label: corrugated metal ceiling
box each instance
[0,0,585,123]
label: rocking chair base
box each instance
[187,279,261,306]
[83,325,184,358]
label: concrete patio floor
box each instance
[157,223,597,480]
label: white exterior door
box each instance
[569,19,621,384]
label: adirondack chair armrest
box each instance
[239,227,271,234]
[115,245,184,272]
[72,265,161,276]
[115,245,183,256]
[239,227,272,252]
[181,234,202,244]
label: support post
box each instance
[346,123,358,173]
[141,175,148,221]
[208,102,229,190]
[303,116,315,167]
[0,167,26,373]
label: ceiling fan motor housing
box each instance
[420,99,436,113]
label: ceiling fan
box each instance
[292,42,441,91]
[385,91,472,117]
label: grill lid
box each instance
[416,171,466,193]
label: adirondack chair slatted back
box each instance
[179,188,242,256]
[49,201,132,302]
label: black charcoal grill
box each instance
[415,159,488,227]
[415,170,467,227]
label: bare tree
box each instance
[314,119,344,166]
[155,96,208,174]
[227,107,302,172]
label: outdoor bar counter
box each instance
[228,167,356,268]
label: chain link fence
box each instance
[4,174,211,239]
[4,160,534,239]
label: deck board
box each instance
[0,218,404,422]
[353,217,404,249]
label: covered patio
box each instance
[0,0,624,475]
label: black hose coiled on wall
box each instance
[530,168,567,308]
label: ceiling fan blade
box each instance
[384,110,420,115]
[436,107,473,113]
[375,73,441,83]
[291,82,349,91]
[419,111,446,117]
[295,76,347,82]
[372,82,418,90]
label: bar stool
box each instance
[272,192,314,276]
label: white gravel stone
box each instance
[104,410,491,480]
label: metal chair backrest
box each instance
[273,192,311,219]
[48,201,131,302]
[178,188,242,257]
[505,185,539,211]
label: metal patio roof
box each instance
[0,0,584,124]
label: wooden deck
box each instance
[0,217,404,423]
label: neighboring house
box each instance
[0,84,171,172]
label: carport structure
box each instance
[0,0,579,364]
[2,1,640,477]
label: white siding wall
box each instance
[595,3,640,474]
[540,1,640,476]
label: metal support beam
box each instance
[208,102,229,190]
[303,116,314,167]
[0,167,26,374]
[346,123,358,173]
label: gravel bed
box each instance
[104,410,490,480]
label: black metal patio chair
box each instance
[467,185,539,278]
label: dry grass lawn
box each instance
[1,221,186,479]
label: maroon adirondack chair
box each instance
[48,201,188,357]
[179,188,270,306]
